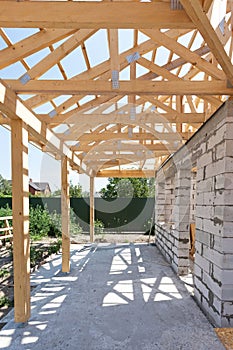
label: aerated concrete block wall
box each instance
[155,100,233,327]
[194,101,233,327]
[155,159,191,275]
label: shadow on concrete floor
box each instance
[0,243,224,350]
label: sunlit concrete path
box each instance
[0,244,224,350]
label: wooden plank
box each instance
[11,119,30,323]
[77,131,192,142]
[7,80,232,95]
[142,29,225,80]
[96,170,155,178]
[0,81,86,174]
[23,29,96,80]
[90,176,94,243]
[0,2,195,29]
[0,29,76,70]
[180,0,233,84]
[61,156,70,273]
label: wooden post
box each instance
[61,156,70,272]
[11,119,30,323]
[90,176,95,243]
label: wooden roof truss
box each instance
[0,0,233,178]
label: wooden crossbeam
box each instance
[0,81,85,174]
[7,79,232,95]
[74,143,179,153]
[96,170,155,178]
[0,29,77,70]
[0,2,195,29]
[21,29,96,81]
[141,29,225,80]
[77,131,192,142]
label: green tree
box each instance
[52,181,82,198]
[100,177,155,198]
[69,181,82,197]
[0,174,12,197]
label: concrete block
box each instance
[223,221,233,236]
[195,217,203,230]
[203,218,223,236]
[214,189,233,205]
[194,276,209,299]
[213,236,233,254]
[194,263,202,279]
[205,158,225,178]
[223,302,233,316]
[207,125,226,150]
[197,151,213,168]
[196,178,214,192]
[196,167,205,181]
[195,229,210,246]
[215,141,226,160]
[195,252,210,273]
[196,205,213,219]
[201,296,221,327]
[212,264,233,285]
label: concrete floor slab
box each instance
[0,244,224,350]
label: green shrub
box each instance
[0,296,13,307]
[94,219,104,235]
[29,205,52,239]
[0,204,83,240]
[0,205,12,229]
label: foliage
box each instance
[29,205,58,239]
[69,181,82,198]
[30,239,62,267]
[52,181,83,198]
[0,205,12,230]
[29,205,82,239]
[100,177,155,198]
[0,296,13,308]
[94,219,104,235]
[0,174,12,197]
[0,268,10,279]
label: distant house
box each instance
[29,179,51,196]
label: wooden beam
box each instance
[142,29,225,80]
[61,156,70,273]
[180,0,233,84]
[0,2,195,29]
[96,170,155,178]
[77,142,179,153]
[77,131,192,142]
[7,79,233,95]
[11,119,30,323]
[22,29,96,81]
[0,29,76,70]
[0,80,86,174]
[90,176,94,243]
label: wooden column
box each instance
[11,119,30,323]
[61,156,70,272]
[90,176,94,243]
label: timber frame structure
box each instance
[1,0,233,323]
